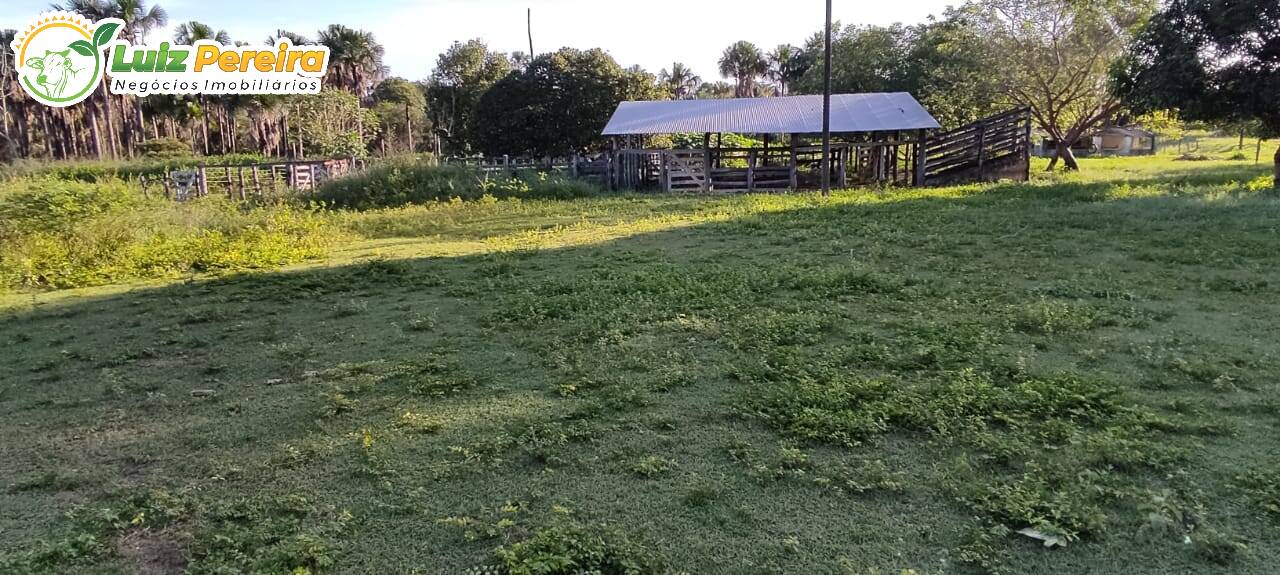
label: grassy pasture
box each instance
[1,149,1279,574]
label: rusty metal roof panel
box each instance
[601,93,941,135]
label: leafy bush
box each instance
[314,161,602,209]
[0,177,342,290]
[485,523,667,575]
[136,137,195,160]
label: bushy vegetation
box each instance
[0,154,274,183]
[314,162,601,209]
[0,177,339,289]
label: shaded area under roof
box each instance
[601,92,941,136]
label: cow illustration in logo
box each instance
[27,49,81,97]
[9,11,121,107]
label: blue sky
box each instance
[3,0,956,82]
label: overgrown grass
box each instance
[0,154,275,183]
[0,153,1278,574]
[0,177,341,289]
[314,161,600,209]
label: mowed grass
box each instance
[1,151,1279,574]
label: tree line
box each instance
[1,0,1275,182]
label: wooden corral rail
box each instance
[140,157,364,200]
[443,154,612,184]
[923,107,1032,185]
[617,144,862,193]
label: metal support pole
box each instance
[820,0,833,196]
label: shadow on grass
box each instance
[1,161,1278,572]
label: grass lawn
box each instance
[2,151,1279,574]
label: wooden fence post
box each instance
[914,129,928,187]
[197,166,209,197]
[661,152,671,192]
[1024,111,1033,182]
[702,133,712,192]
[747,150,756,191]
[837,146,847,188]
[976,122,987,180]
[789,134,799,190]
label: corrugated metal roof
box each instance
[601,92,941,135]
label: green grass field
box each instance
[2,148,1279,574]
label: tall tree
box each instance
[174,21,230,155]
[795,24,912,95]
[904,10,1005,128]
[970,0,1154,170]
[695,81,735,100]
[473,48,660,156]
[173,20,229,44]
[266,29,311,46]
[1113,0,1280,186]
[371,78,428,154]
[767,44,809,96]
[0,29,17,161]
[658,63,701,100]
[718,41,767,98]
[112,0,167,42]
[317,25,386,101]
[425,39,512,154]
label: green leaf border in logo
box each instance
[20,18,122,106]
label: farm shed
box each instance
[1037,126,1157,158]
[600,93,1032,191]
[1093,126,1157,156]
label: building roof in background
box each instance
[601,93,941,136]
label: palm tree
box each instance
[61,0,131,159]
[111,0,167,42]
[174,21,230,44]
[658,63,700,100]
[767,45,804,96]
[173,21,230,155]
[267,30,312,45]
[58,0,113,21]
[718,41,767,98]
[317,25,386,101]
[0,29,19,160]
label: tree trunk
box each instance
[1273,145,1279,189]
[87,102,103,159]
[198,95,210,155]
[1047,140,1080,171]
[1059,143,1079,171]
[100,86,118,160]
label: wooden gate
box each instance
[662,150,707,192]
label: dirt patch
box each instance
[116,527,187,575]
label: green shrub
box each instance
[136,137,195,160]
[314,161,602,209]
[0,177,341,290]
[485,523,667,575]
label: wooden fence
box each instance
[442,154,611,184]
[431,109,1031,194]
[922,107,1032,185]
[140,157,364,201]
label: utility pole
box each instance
[528,8,535,58]
[821,0,833,196]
